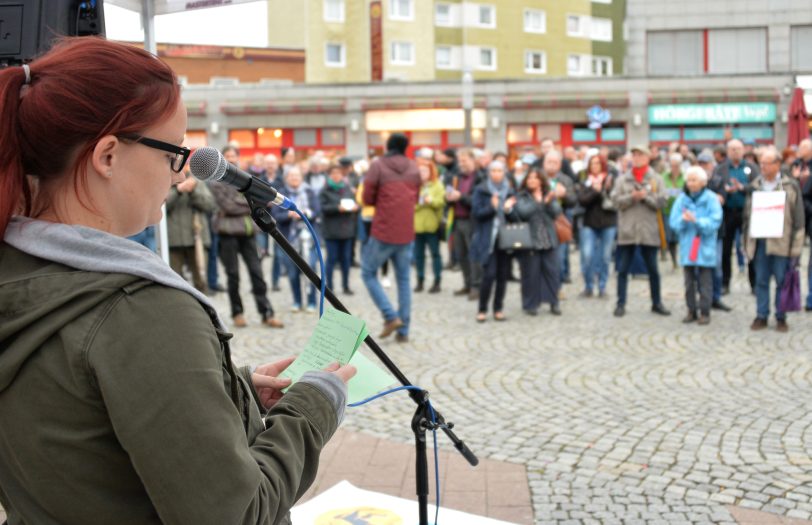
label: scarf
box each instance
[487,178,510,252]
[632,165,648,184]
[327,178,344,191]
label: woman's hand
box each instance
[503,196,516,212]
[251,356,296,409]
[491,193,500,209]
[323,361,357,383]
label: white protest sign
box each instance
[292,481,519,525]
[749,191,786,239]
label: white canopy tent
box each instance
[105,0,262,263]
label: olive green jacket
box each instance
[0,218,344,525]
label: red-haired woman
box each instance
[0,38,354,524]
[413,158,445,293]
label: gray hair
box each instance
[669,153,683,164]
[760,145,780,164]
[488,160,506,173]
[685,165,708,185]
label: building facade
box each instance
[267,0,627,83]
[176,1,811,163]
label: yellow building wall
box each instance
[305,0,371,83]
[266,1,306,49]
[381,0,435,81]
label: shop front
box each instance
[648,102,777,149]
[364,108,487,157]
[226,127,346,164]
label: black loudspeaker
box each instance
[0,0,105,65]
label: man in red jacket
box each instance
[362,133,421,343]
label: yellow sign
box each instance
[316,507,402,525]
[232,47,245,60]
[370,4,381,17]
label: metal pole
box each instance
[462,70,473,147]
[141,0,170,264]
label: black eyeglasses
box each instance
[118,134,191,173]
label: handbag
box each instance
[779,230,801,313]
[554,214,573,244]
[498,222,532,251]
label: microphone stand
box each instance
[245,196,479,525]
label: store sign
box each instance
[586,105,611,129]
[649,103,776,125]
[365,109,487,132]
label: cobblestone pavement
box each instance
[213,247,812,525]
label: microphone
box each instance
[189,147,293,210]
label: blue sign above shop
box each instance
[648,103,777,125]
[586,105,612,130]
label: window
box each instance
[390,41,414,65]
[592,0,611,3]
[478,5,495,27]
[507,124,534,144]
[436,46,452,68]
[524,9,546,33]
[479,47,496,70]
[321,128,345,147]
[591,56,612,76]
[390,0,413,20]
[567,15,583,36]
[524,51,547,74]
[323,0,344,22]
[293,129,317,147]
[647,30,703,76]
[590,17,612,42]
[792,26,812,70]
[568,54,583,76]
[708,28,767,74]
[435,3,451,25]
[325,43,345,67]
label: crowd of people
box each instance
[164,134,812,336]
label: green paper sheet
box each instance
[347,351,398,405]
[280,308,396,404]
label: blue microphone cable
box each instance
[276,197,326,317]
[349,386,442,525]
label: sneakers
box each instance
[232,314,248,328]
[305,305,316,314]
[651,304,671,316]
[290,304,302,313]
[263,317,284,329]
[750,317,768,331]
[381,276,392,288]
[379,318,404,338]
[776,319,789,333]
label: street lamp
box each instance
[462,70,473,147]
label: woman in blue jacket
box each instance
[668,166,723,325]
[471,161,516,322]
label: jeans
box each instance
[414,232,442,283]
[281,246,318,308]
[218,234,273,319]
[722,208,744,287]
[271,244,283,287]
[362,237,413,336]
[579,225,616,293]
[128,225,157,252]
[616,244,661,307]
[326,238,353,291]
[753,240,789,321]
[685,266,713,316]
[713,239,723,302]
